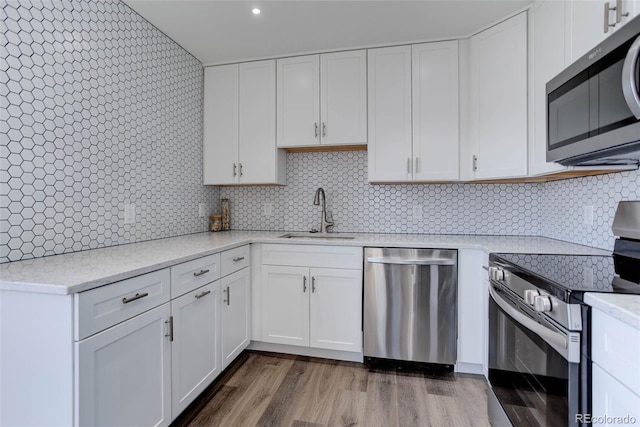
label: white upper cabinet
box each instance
[203,60,285,185]
[469,11,528,180]
[320,50,368,145]
[567,0,638,63]
[203,64,238,186]
[368,42,459,183]
[412,41,460,181]
[529,0,569,176]
[367,45,413,182]
[277,50,367,148]
[276,55,320,147]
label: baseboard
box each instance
[455,362,485,375]
[247,341,364,363]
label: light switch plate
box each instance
[412,204,423,220]
[124,204,136,224]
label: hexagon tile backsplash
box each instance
[0,0,218,263]
[222,151,640,251]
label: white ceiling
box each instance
[123,0,533,66]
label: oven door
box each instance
[488,282,580,427]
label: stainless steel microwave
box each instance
[546,15,640,166]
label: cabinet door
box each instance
[592,363,640,424]
[412,41,459,181]
[238,60,283,184]
[320,50,367,145]
[530,0,568,176]
[261,265,310,346]
[277,55,320,147]
[222,268,250,369]
[470,12,528,179]
[567,0,610,63]
[309,268,362,352]
[203,64,238,185]
[76,303,171,427]
[367,46,413,182]
[171,282,220,417]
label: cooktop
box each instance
[491,252,640,303]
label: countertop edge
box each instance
[584,293,640,330]
[0,232,611,295]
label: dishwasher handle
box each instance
[366,257,456,266]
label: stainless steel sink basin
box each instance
[278,233,355,240]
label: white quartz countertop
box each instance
[0,231,611,295]
[584,293,640,330]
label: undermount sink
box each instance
[278,233,355,240]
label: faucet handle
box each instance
[325,210,334,226]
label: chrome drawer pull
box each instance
[165,317,173,342]
[195,290,211,299]
[232,256,245,262]
[224,286,230,305]
[193,269,210,277]
[122,292,148,304]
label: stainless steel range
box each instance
[487,201,640,427]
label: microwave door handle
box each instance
[622,35,640,119]
[489,285,568,351]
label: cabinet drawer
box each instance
[592,309,640,396]
[262,244,362,269]
[75,269,171,340]
[171,254,221,298]
[221,245,250,277]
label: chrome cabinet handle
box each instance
[472,155,478,172]
[195,290,211,299]
[193,269,210,277]
[622,35,640,119]
[122,292,148,304]
[223,286,230,305]
[239,163,243,177]
[312,276,316,293]
[233,163,237,176]
[315,123,319,137]
[604,2,616,33]
[322,122,326,137]
[165,316,174,342]
[303,276,307,292]
[232,256,245,262]
[616,0,629,22]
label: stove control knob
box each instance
[533,296,553,313]
[489,267,505,281]
[524,289,540,305]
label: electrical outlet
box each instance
[263,202,273,216]
[198,202,205,218]
[412,204,423,220]
[583,205,593,226]
[124,204,136,224]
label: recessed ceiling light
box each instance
[252,8,261,15]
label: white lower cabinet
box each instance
[75,303,172,427]
[260,244,363,353]
[592,363,640,425]
[222,267,251,369]
[262,265,362,352]
[170,281,221,417]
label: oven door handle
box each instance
[489,285,567,351]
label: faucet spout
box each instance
[313,187,333,233]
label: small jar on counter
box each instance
[209,214,222,232]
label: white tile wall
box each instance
[222,151,544,236]
[0,0,219,263]
[223,151,640,251]
[3,0,639,263]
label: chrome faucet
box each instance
[313,187,333,234]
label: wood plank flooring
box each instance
[171,351,491,427]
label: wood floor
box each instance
[171,351,491,427]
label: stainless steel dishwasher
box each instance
[364,247,458,365]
